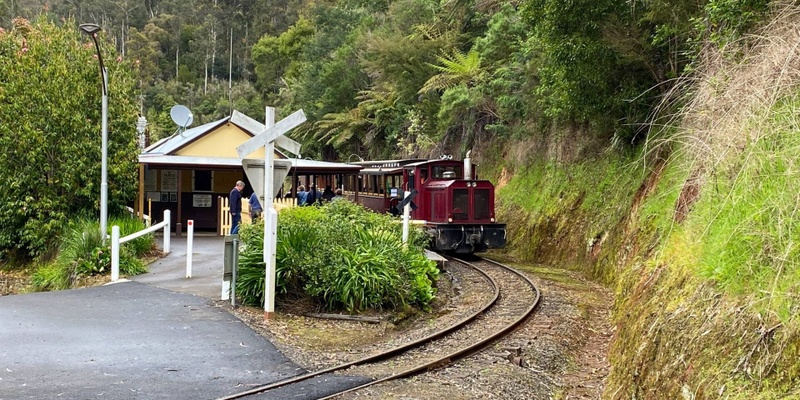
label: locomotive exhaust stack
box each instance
[464,150,472,180]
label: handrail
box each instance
[110,209,171,282]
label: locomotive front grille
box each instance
[452,189,469,220]
[473,188,490,220]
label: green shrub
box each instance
[236,200,439,312]
[30,262,71,291]
[109,216,154,257]
[30,216,152,291]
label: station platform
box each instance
[0,235,369,399]
[424,248,448,263]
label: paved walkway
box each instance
[0,234,368,399]
[133,235,227,300]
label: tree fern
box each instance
[419,49,482,94]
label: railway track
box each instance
[218,256,540,400]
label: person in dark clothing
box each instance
[229,181,245,234]
[321,185,335,202]
[306,185,320,206]
[249,191,262,221]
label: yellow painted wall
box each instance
[214,170,243,193]
[176,123,266,159]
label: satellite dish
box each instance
[170,105,194,130]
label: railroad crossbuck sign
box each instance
[399,189,418,245]
[395,188,418,214]
[236,107,305,319]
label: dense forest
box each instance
[0,0,771,160]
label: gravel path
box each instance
[224,260,612,399]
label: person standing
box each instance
[306,184,320,206]
[229,181,245,234]
[321,185,335,202]
[249,191,263,221]
[296,185,308,206]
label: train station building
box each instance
[136,110,361,233]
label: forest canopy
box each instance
[0,0,771,160]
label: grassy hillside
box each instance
[491,5,800,398]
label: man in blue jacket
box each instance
[249,191,262,221]
[229,181,244,234]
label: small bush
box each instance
[30,262,71,291]
[236,200,439,313]
[30,216,152,291]
[109,216,154,257]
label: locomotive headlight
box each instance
[490,217,495,222]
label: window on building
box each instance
[193,170,214,192]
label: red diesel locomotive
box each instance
[345,153,507,254]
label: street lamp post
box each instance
[80,23,109,241]
[136,115,147,150]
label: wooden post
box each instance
[138,164,145,221]
[176,169,183,228]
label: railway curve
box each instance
[218,256,540,400]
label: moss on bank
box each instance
[494,149,644,284]
[491,106,800,397]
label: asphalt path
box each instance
[0,234,370,399]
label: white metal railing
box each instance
[125,205,151,227]
[110,209,171,282]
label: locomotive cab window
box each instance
[433,165,462,180]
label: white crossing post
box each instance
[163,209,171,254]
[111,225,120,281]
[264,107,277,319]
[402,191,411,246]
[186,219,194,278]
[235,107,305,321]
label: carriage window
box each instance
[420,168,428,183]
[473,189,490,220]
[452,189,469,220]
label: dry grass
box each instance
[646,2,800,168]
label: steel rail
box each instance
[316,256,541,399]
[217,257,500,400]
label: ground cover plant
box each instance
[30,216,153,291]
[236,200,438,313]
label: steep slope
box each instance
[492,5,800,398]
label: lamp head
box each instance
[79,23,102,36]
